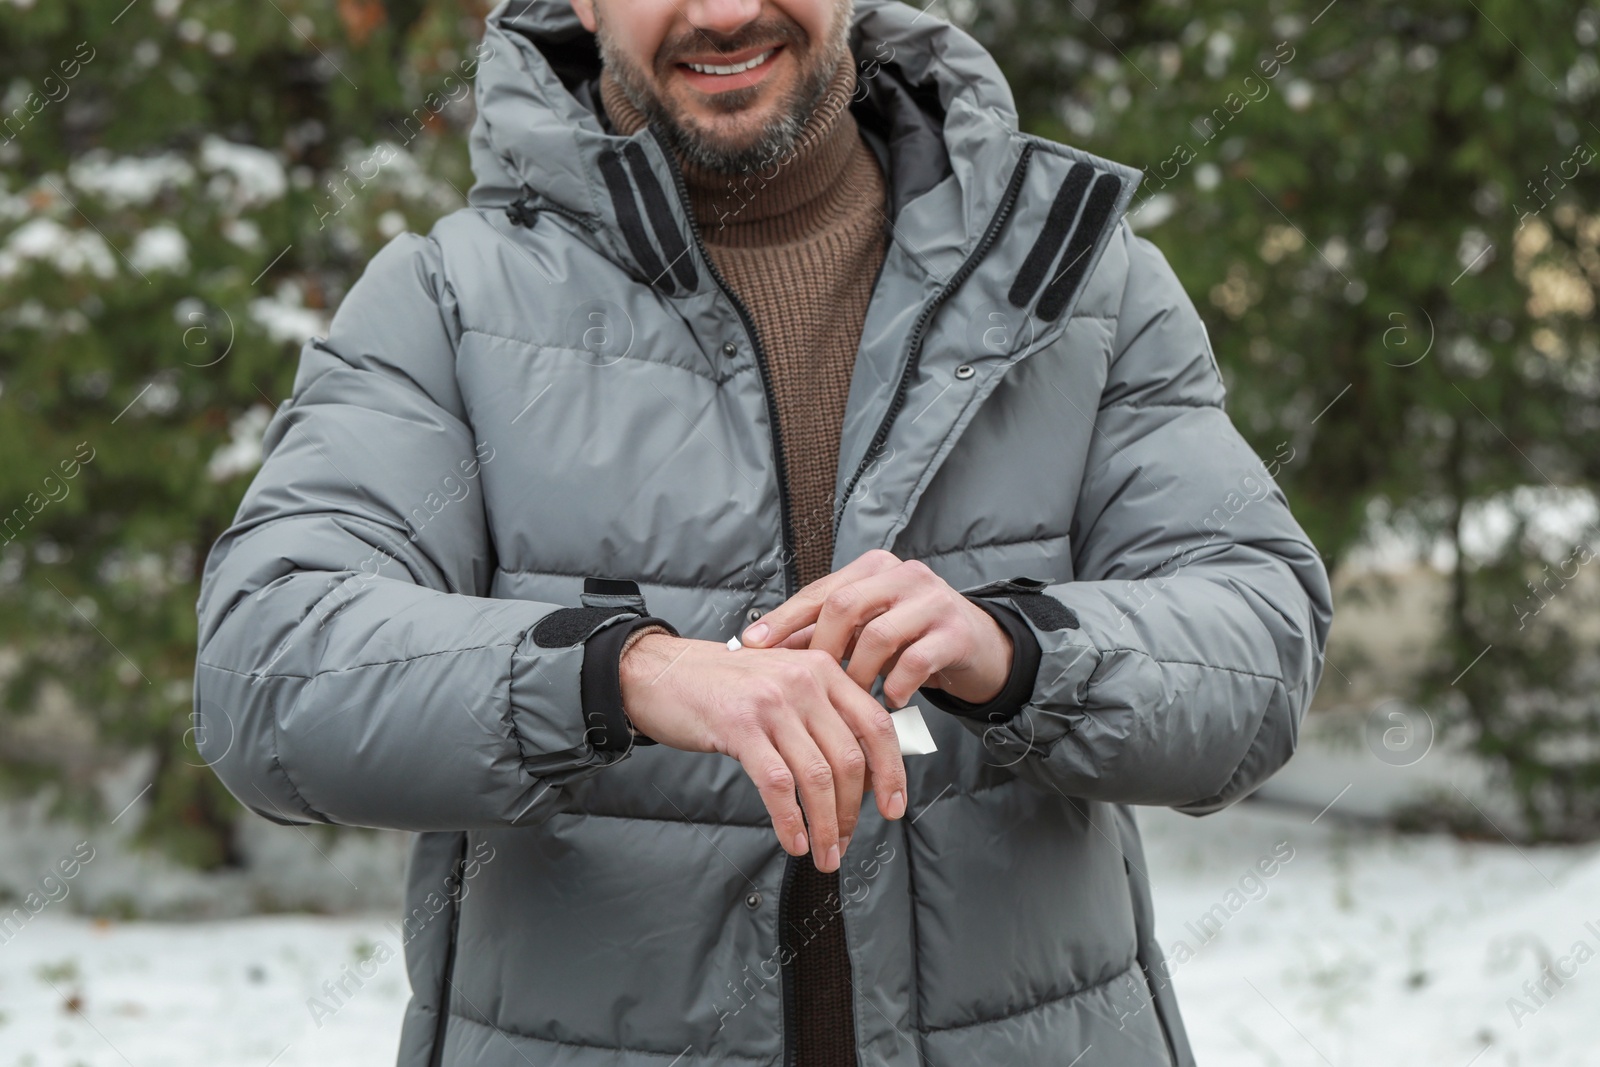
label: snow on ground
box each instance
[1138,802,1600,1067]
[2,803,1597,1066]
[0,914,407,1066]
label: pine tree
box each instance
[3,0,1597,857]
[1,0,491,866]
[966,0,1600,837]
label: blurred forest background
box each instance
[0,0,1597,877]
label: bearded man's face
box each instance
[572,0,855,174]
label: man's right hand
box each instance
[619,632,908,873]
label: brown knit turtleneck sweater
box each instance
[602,55,888,1067]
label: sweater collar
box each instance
[599,55,869,246]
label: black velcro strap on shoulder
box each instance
[1008,162,1093,310]
[623,142,699,294]
[597,147,676,295]
[531,605,635,648]
[1034,172,1122,322]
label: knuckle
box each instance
[864,549,900,569]
[899,645,935,675]
[822,586,861,617]
[778,661,822,695]
[858,618,900,651]
[728,708,766,740]
[900,558,934,581]
[759,761,795,795]
[803,759,835,789]
[801,647,839,673]
[839,745,868,777]
[748,678,787,709]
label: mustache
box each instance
[657,19,805,67]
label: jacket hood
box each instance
[467,0,1032,275]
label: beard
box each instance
[594,1,854,176]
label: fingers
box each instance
[768,705,844,871]
[841,599,943,696]
[724,665,832,863]
[773,623,816,650]
[827,669,908,822]
[741,549,900,648]
[809,558,941,666]
[738,742,810,860]
[738,649,872,872]
[805,697,868,856]
[721,643,909,873]
[880,630,960,709]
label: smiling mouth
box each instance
[682,48,777,76]
[672,41,787,93]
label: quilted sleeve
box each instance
[953,225,1333,813]
[193,233,647,831]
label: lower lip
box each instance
[677,47,782,94]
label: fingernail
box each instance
[793,831,808,855]
[840,835,852,857]
[743,622,769,645]
[825,844,840,870]
[890,791,906,819]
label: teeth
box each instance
[686,50,773,76]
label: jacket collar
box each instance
[468,1,1144,569]
[467,0,1038,291]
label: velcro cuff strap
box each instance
[959,575,1079,632]
[532,605,636,648]
[583,615,678,753]
[918,597,1042,724]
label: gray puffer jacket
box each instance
[194,1,1332,1064]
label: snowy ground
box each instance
[0,914,407,1067]
[1141,802,1600,1067]
[3,801,1597,1066]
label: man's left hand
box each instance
[741,550,1013,710]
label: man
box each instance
[194,0,1332,1064]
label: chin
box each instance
[676,80,771,116]
[681,105,774,146]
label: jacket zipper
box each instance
[650,128,803,1067]
[832,141,1037,541]
[650,129,800,602]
